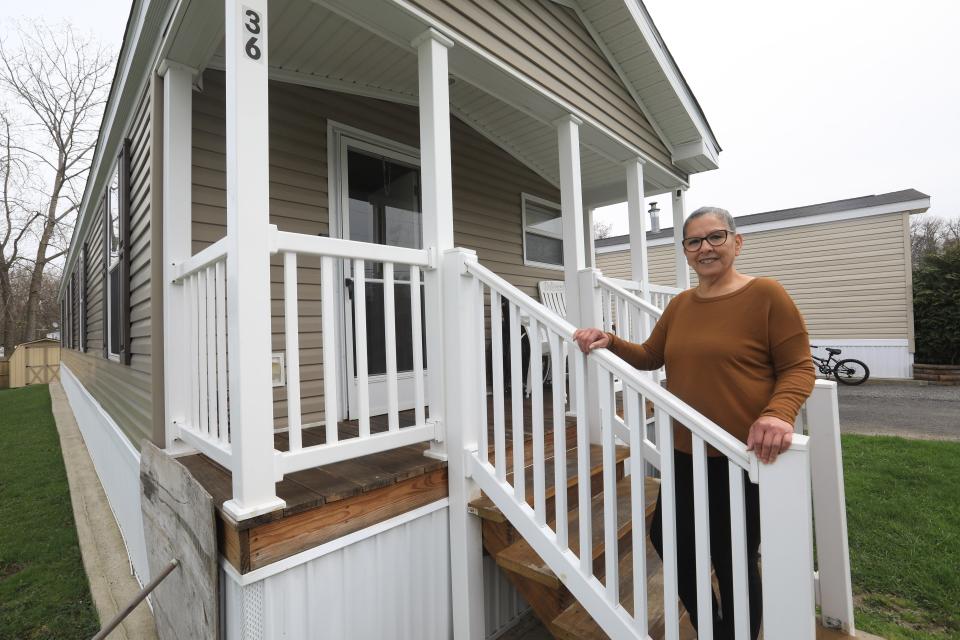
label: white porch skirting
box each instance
[60,364,150,584]
[810,339,912,379]
[220,500,528,640]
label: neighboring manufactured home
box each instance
[56,1,857,638]
[596,189,930,379]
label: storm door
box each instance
[336,137,426,420]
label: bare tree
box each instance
[593,219,613,240]
[0,21,112,351]
[910,214,947,268]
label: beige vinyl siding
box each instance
[406,0,676,170]
[62,349,152,446]
[59,84,155,450]
[129,89,153,375]
[192,70,562,428]
[596,212,913,340]
[85,201,106,354]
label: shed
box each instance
[8,339,61,388]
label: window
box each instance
[522,194,564,269]
[106,161,122,359]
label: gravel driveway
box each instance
[836,381,960,440]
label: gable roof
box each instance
[595,189,932,247]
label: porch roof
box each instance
[63,0,722,289]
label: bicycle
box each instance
[811,346,870,385]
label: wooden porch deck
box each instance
[180,386,579,574]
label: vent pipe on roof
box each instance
[648,201,661,233]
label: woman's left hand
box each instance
[746,416,794,464]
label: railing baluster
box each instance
[188,274,199,431]
[205,266,217,439]
[530,318,546,525]
[383,262,399,432]
[729,461,751,640]
[628,387,648,633]
[354,258,370,438]
[658,406,680,640]
[321,256,339,445]
[197,269,209,436]
[599,367,618,604]
[574,350,592,575]
[491,292,507,482]
[410,266,425,427]
[476,280,489,465]
[509,303,525,503]
[283,251,303,450]
[551,331,568,550]
[215,260,229,443]
[692,434,714,638]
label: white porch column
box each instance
[222,0,285,520]
[160,62,194,452]
[672,187,691,289]
[626,159,650,293]
[414,28,455,461]
[557,115,586,327]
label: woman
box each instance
[573,207,814,640]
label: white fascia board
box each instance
[595,197,932,254]
[60,0,176,297]
[621,0,721,160]
[673,138,719,170]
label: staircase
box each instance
[470,428,696,640]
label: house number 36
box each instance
[242,8,263,62]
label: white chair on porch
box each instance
[525,281,567,396]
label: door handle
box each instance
[344,277,354,300]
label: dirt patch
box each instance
[0,560,26,580]
[855,593,954,636]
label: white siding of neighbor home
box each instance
[596,212,914,342]
[192,70,564,429]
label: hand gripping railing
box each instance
[456,257,816,639]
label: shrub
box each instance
[913,244,960,365]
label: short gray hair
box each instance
[682,206,736,237]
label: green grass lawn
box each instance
[0,385,100,639]
[842,434,960,639]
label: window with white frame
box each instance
[522,194,564,269]
[106,161,122,359]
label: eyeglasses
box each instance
[682,229,736,252]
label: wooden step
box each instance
[469,442,630,523]
[552,534,697,640]
[496,476,660,589]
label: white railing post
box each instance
[757,436,817,639]
[807,380,856,633]
[414,28,455,460]
[671,188,690,289]
[578,268,603,442]
[221,0,285,520]
[160,61,195,453]
[442,248,486,640]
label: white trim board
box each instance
[60,364,150,584]
[596,198,930,254]
[221,498,450,586]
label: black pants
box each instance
[649,451,763,639]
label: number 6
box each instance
[245,37,261,60]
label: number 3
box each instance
[245,9,261,34]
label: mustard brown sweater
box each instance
[606,277,815,455]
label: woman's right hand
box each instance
[572,328,610,354]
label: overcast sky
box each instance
[5,0,958,237]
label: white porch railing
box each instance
[451,254,819,639]
[168,227,440,508]
[170,238,233,469]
